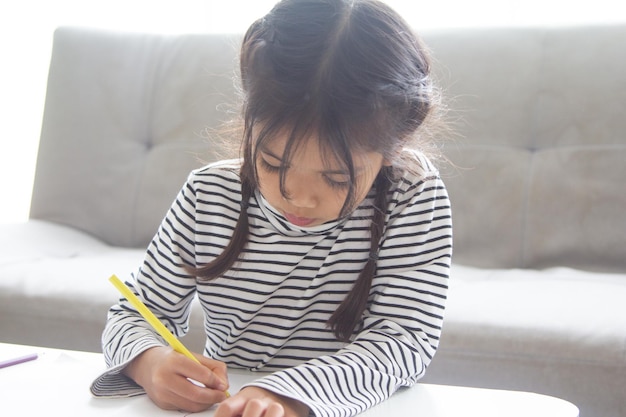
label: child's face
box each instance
[256,132,385,227]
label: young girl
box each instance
[91,0,452,416]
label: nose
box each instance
[283,172,317,208]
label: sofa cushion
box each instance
[528,147,626,271]
[0,220,206,352]
[29,28,241,248]
[424,264,626,417]
[441,265,626,362]
[424,24,626,271]
[0,220,140,351]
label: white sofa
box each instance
[1,25,625,417]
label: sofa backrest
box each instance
[422,24,626,272]
[31,27,242,248]
[31,25,626,271]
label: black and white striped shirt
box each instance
[91,151,452,417]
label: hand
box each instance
[122,346,229,413]
[214,386,310,417]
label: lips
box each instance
[283,212,316,227]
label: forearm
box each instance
[246,333,425,417]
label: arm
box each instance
[103,177,199,366]
[92,171,229,405]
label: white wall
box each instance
[0,0,623,224]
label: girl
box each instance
[91,0,452,416]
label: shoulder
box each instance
[191,158,242,180]
[380,149,451,229]
[380,150,452,255]
[186,159,243,189]
[176,159,244,205]
[389,149,445,197]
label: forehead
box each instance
[260,130,332,160]
[257,128,380,170]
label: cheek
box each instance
[328,189,349,213]
[256,171,278,198]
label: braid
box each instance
[187,173,254,280]
[329,169,391,342]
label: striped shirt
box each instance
[91,150,452,417]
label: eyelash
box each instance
[259,158,351,190]
[259,158,280,174]
[324,175,351,190]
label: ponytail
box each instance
[328,169,391,342]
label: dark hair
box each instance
[190,0,436,342]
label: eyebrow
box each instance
[259,147,361,175]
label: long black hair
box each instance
[189,0,436,342]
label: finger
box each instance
[165,373,228,412]
[195,354,230,389]
[186,366,229,392]
[183,381,229,406]
[214,395,247,417]
[172,353,228,392]
[250,401,285,417]
[241,399,285,417]
[150,379,206,412]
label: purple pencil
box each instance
[0,353,38,369]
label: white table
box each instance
[0,343,578,416]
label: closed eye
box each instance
[259,157,281,174]
[259,148,353,190]
[322,173,351,189]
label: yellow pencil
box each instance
[108,274,230,397]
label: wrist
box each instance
[121,346,164,385]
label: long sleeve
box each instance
[91,171,205,396]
